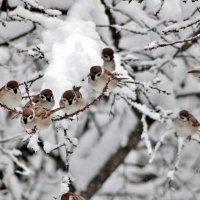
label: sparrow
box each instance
[0,80,22,109]
[101,48,115,72]
[21,105,63,130]
[173,110,200,137]
[188,69,200,78]
[88,66,127,92]
[25,89,55,109]
[61,192,86,200]
[59,86,86,115]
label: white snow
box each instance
[27,134,40,152]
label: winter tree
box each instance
[0,0,200,199]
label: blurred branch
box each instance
[0,24,36,46]
[155,0,165,16]
[163,16,200,34]
[0,133,23,143]
[97,24,148,35]
[100,0,121,49]
[19,73,44,87]
[173,28,200,57]
[0,102,22,114]
[80,111,153,199]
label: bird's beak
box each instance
[68,100,73,105]
[46,96,51,102]
[13,88,18,94]
[90,75,95,80]
[23,118,27,124]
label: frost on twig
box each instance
[149,130,173,163]
[145,33,200,50]
[9,6,63,28]
[27,134,40,152]
[141,115,152,155]
[167,137,186,181]
[60,174,75,195]
[43,141,65,153]
[97,24,148,35]
[162,15,200,34]
[19,44,48,63]
[0,147,33,176]
[20,0,62,17]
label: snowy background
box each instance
[0,0,200,199]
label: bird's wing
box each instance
[190,114,200,127]
[188,69,200,74]
[70,193,86,200]
[24,95,39,107]
[34,106,50,119]
[0,86,5,98]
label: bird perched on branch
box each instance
[25,89,55,109]
[188,69,200,78]
[101,48,115,72]
[21,106,63,130]
[61,192,86,200]
[88,66,128,92]
[0,80,22,109]
[59,86,86,115]
[173,110,200,137]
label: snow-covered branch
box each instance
[145,33,200,50]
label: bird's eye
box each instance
[51,96,54,100]
[29,116,33,120]
[41,95,45,100]
[97,73,101,77]
[63,99,66,102]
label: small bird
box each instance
[61,192,86,200]
[188,69,200,78]
[173,110,200,137]
[88,66,127,92]
[25,89,55,109]
[0,80,22,109]
[59,86,86,115]
[21,105,63,130]
[101,48,115,72]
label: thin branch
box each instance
[0,102,22,114]
[19,73,43,87]
[155,0,165,16]
[0,24,36,46]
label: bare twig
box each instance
[0,102,22,114]
[19,73,43,87]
